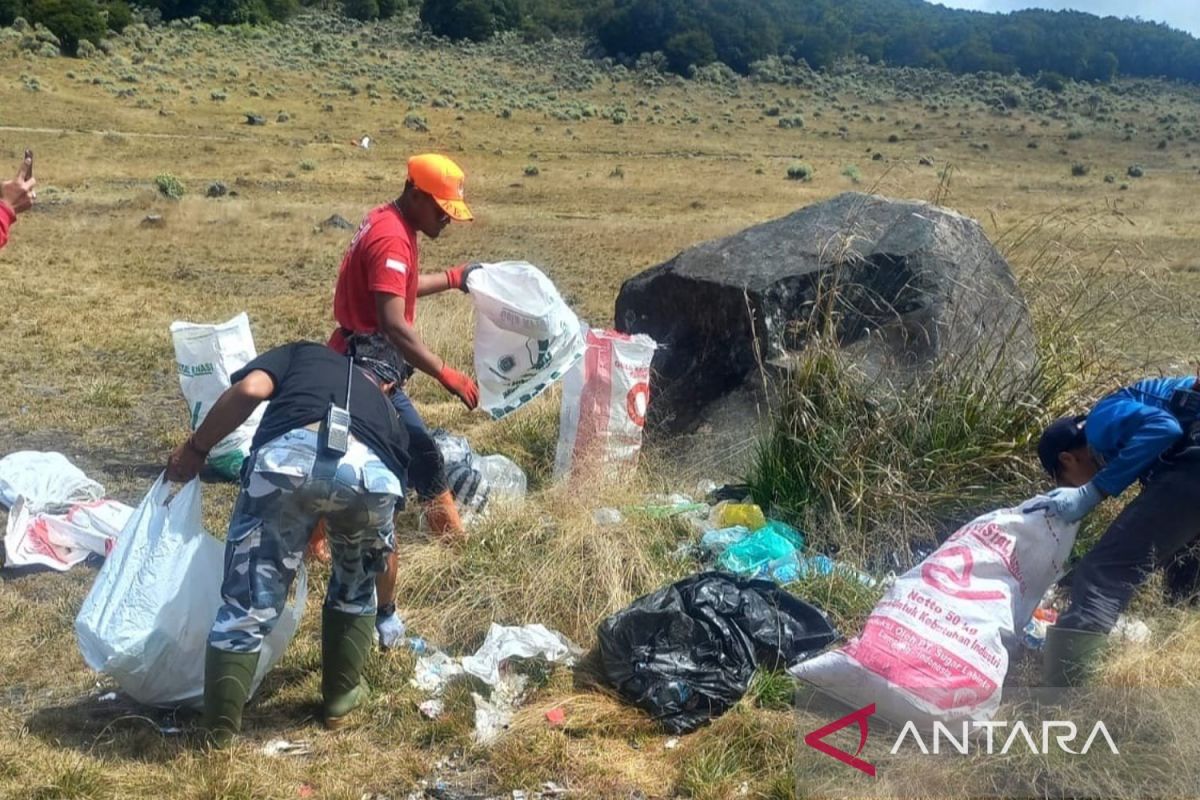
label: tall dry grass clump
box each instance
[747,204,1155,563]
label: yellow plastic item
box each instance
[718,503,767,531]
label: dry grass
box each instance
[3,12,1200,799]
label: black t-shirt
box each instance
[232,342,410,481]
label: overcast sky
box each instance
[935,1,1200,36]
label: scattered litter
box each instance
[357,135,371,149]
[598,572,837,733]
[714,502,767,531]
[411,650,465,695]
[477,455,526,507]
[695,479,719,498]
[664,737,680,750]
[409,624,578,745]
[98,691,118,702]
[705,484,753,505]
[299,784,315,799]
[766,552,877,587]
[5,497,131,571]
[511,791,527,800]
[541,783,567,796]
[1111,615,1151,644]
[593,507,623,526]
[76,476,306,708]
[262,739,313,757]
[0,451,104,512]
[555,328,657,480]
[434,430,527,515]
[469,262,585,420]
[544,706,566,727]
[625,495,707,519]
[1022,605,1059,651]
[699,526,751,558]
[406,636,430,655]
[473,692,514,746]
[159,726,182,735]
[717,521,804,576]
[792,498,1079,724]
[418,699,445,719]
[461,624,582,688]
[170,313,264,480]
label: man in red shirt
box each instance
[0,151,36,250]
[328,154,481,645]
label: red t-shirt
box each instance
[0,203,14,251]
[328,203,419,353]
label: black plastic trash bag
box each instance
[597,571,838,733]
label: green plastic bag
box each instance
[717,521,805,576]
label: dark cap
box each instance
[1037,415,1088,477]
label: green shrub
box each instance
[785,162,814,181]
[342,0,378,21]
[101,0,130,31]
[1127,164,1145,178]
[420,0,495,41]
[154,173,185,199]
[841,164,861,183]
[523,164,539,177]
[1066,129,1084,141]
[28,0,104,55]
[299,160,316,172]
[1070,162,1090,177]
[377,0,399,18]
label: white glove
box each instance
[376,612,406,650]
[1026,482,1103,523]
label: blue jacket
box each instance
[1087,376,1197,497]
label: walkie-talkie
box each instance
[321,351,355,456]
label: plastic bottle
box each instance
[717,503,767,531]
[405,636,429,655]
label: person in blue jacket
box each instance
[1034,376,1200,681]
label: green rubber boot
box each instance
[203,646,261,748]
[321,608,376,729]
[1042,625,1108,687]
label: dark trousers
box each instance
[392,389,448,502]
[1059,447,1200,633]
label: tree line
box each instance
[4,0,1200,85]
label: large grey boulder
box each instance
[614,192,1035,475]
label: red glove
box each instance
[438,364,479,410]
[443,262,482,293]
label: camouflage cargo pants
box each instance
[209,429,403,654]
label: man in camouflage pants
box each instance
[167,340,411,747]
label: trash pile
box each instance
[434,430,528,518]
[467,262,658,480]
[75,476,304,708]
[626,486,880,589]
[170,312,263,480]
[0,451,130,571]
[791,497,1079,725]
[598,572,838,733]
[405,623,582,745]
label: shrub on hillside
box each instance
[101,0,130,31]
[342,0,378,20]
[27,0,104,55]
[420,0,495,41]
[786,162,814,181]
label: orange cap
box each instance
[407,153,473,222]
